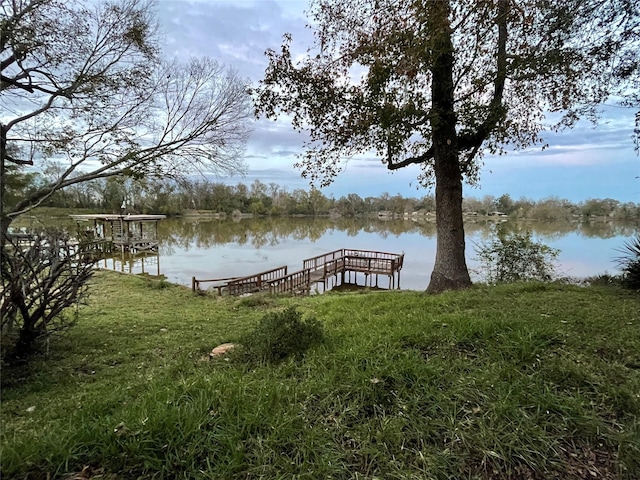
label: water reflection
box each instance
[97,251,161,278]
[149,217,637,290]
[157,216,439,251]
[13,213,636,290]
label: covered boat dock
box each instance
[70,214,166,253]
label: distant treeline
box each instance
[17,174,640,221]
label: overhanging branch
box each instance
[387,145,434,170]
[4,155,33,166]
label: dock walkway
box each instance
[192,248,404,296]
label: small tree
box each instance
[474,229,559,284]
[0,0,252,361]
[1,229,96,362]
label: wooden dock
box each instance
[192,248,404,296]
[70,214,166,254]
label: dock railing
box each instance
[225,265,288,295]
[192,266,288,295]
[302,248,404,289]
[266,268,312,295]
[304,249,404,275]
[303,249,344,271]
[193,249,404,296]
[342,249,404,274]
[191,275,242,295]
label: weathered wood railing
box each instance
[303,249,345,271]
[225,265,288,295]
[192,275,242,295]
[266,268,312,295]
[192,266,288,295]
[304,249,404,274]
[304,248,404,289]
[321,257,346,278]
[343,248,402,263]
[342,250,404,275]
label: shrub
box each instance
[584,274,623,287]
[1,228,96,363]
[237,307,324,364]
[616,235,640,290]
[234,294,277,309]
[474,229,559,284]
[145,277,171,290]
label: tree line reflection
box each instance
[157,216,638,252]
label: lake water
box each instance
[95,216,637,291]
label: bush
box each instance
[237,307,324,364]
[474,229,559,284]
[616,235,640,290]
[1,228,96,363]
[584,273,623,287]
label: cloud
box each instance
[153,1,639,204]
[211,167,309,190]
[248,118,309,151]
[157,0,312,81]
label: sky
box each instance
[155,0,640,203]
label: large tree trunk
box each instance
[426,0,472,293]
[1,124,8,243]
[427,153,471,293]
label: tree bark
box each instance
[426,0,472,293]
[427,152,471,293]
[1,123,8,241]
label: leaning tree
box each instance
[255,0,639,292]
[1,0,252,232]
[0,0,252,360]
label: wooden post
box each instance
[192,276,197,292]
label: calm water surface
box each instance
[103,217,637,291]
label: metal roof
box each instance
[69,214,167,221]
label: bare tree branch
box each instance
[1,1,251,226]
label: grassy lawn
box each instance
[1,272,639,479]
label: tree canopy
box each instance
[1,0,252,226]
[255,0,639,292]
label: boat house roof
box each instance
[69,214,166,222]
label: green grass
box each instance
[2,272,639,479]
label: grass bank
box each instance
[1,272,639,479]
